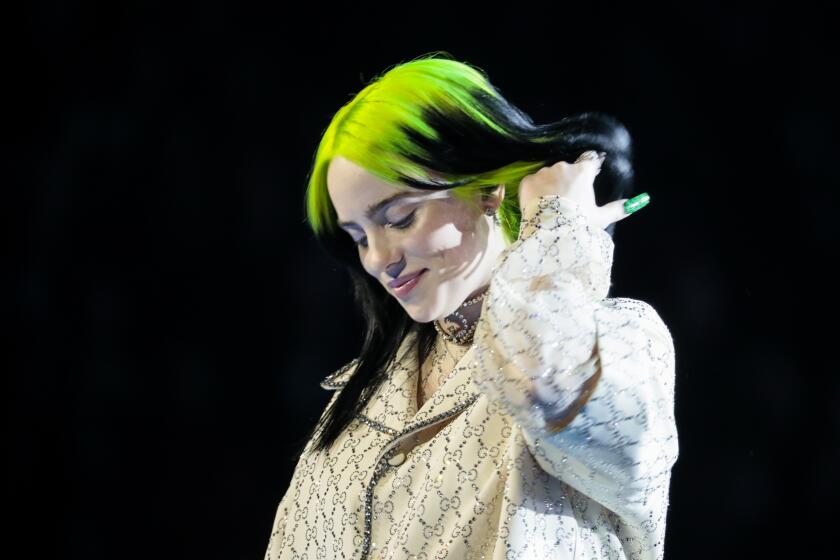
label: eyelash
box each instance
[354,210,416,248]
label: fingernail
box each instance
[624,192,650,214]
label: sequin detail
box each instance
[264,195,678,560]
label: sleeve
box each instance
[470,194,679,530]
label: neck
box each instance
[436,284,490,344]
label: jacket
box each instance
[263,194,679,559]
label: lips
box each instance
[389,269,427,288]
[391,269,427,299]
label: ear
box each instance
[481,183,506,212]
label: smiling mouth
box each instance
[390,269,426,288]
[391,269,428,298]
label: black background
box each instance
[11,2,838,559]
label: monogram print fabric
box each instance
[264,195,679,559]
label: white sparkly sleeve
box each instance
[471,194,679,530]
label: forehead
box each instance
[327,156,445,222]
[326,156,407,207]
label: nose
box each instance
[363,234,405,280]
[385,255,406,280]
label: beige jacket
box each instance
[264,195,679,559]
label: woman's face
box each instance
[327,156,508,323]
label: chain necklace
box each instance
[433,285,489,346]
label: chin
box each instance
[399,301,438,324]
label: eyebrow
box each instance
[337,191,417,229]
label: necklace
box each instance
[433,286,489,346]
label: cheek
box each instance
[406,213,480,265]
[409,222,463,256]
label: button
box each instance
[387,452,406,466]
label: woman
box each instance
[264,52,678,560]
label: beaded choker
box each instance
[433,286,489,346]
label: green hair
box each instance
[304,51,554,246]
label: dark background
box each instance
[11,3,838,559]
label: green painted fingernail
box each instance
[624,192,650,214]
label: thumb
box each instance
[613,193,650,220]
[601,193,650,228]
[623,193,650,216]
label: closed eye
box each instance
[353,210,417,248]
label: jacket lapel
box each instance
[357,330,482,438]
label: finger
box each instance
[599,200,631,228]
[579,159,605,186]
[601,193,650,226]
[623,193,650,216]
[574,152,606,177]
[573,150,603,164]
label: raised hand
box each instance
[517,150,647,231]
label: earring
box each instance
[485,208,500,225]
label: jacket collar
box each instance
[322,330,482,435]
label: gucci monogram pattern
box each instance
[264,195,678,559]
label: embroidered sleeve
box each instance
[471,194,679,533]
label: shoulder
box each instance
[319,357,361,390]
[597,297,674,354]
